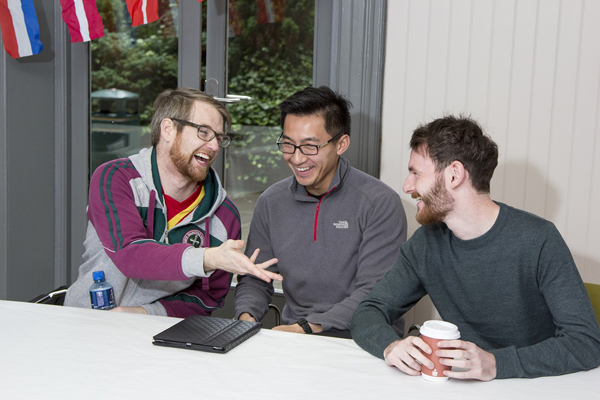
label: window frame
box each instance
[67,0,388,284]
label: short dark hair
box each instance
[410,115,498,193]
[150,87,231,146]
[279,86,352,137]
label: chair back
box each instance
[29,286,69,305]
[584,283,600,324]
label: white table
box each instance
[1,300,598,399]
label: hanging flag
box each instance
[257,0,285,25]
[125,0,158,27]
[228,0,242,37]
[0,0,43,58]
[59,0,104,43]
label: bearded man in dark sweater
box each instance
[351,115,600,380]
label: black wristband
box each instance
[296,318,313,334]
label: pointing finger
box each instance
[249,248,260,263]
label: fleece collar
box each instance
[288,156,351,202]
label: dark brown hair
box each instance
[410,115,498,193]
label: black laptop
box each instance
[152,315,262,354]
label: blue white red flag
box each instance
[126,0,158,27]
[59,0,104,43]
[0,0,43,58]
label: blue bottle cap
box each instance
[92,271,105,281]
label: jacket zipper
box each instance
[160,190,212,290]
[313,187,336,242]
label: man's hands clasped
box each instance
[383,337,497,381]
[204,240,282,283]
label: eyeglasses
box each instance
[276,132,345,155]
[170,118,231,148]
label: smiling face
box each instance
[402,148,454,225]
[281,114,348,196]
[169,101,222,183]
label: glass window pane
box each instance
[225,0,315,242]
[90,0,180,176]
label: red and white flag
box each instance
[257,0,285,24]
[59,0,104,43]
[0,0,43,58]
[126,0,158,27]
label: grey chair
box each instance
[268,304,282,326]
[29,286,69,305]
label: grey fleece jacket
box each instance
[234,157,407,331]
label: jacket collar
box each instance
[129,147,227,222]
[288,156,350,202]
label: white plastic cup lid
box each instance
[419,320,460,340]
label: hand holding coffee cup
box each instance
[419,320,461,382]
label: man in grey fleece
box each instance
[234,86,407,336]
[351,115,600,380]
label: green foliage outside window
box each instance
[225,0,314,186]
[90,0,314,188]
[91,0,313,129]
[227,0,314,128]
[92,0,178,125]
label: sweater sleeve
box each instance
[308,191,408,331]
[234,195,276,321]
[87,161,190,281]
[491,224,600,378]
[351,240,427,358]
[156,270,232,318]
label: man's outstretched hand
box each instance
[203,240,281,282]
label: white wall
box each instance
[382,0,600,325]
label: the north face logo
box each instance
[183,230,205,248]
[333,221,349,229]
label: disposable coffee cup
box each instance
[419,320,460,382]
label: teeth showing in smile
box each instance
[195,153,210,161]
[296,166,310,172]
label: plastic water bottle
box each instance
[89,270,116,310]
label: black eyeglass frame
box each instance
[276,132,345,155]
[170,118,231,148]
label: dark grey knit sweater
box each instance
[351,202,600,378]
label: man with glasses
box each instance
[234,86,407,336]
[65,88,281,318]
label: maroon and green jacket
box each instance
[65,147,240,318]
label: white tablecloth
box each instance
[1,300,598,399]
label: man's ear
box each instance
[446,160,467,189]
[336,134,350,156]
[160,118,177,143]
